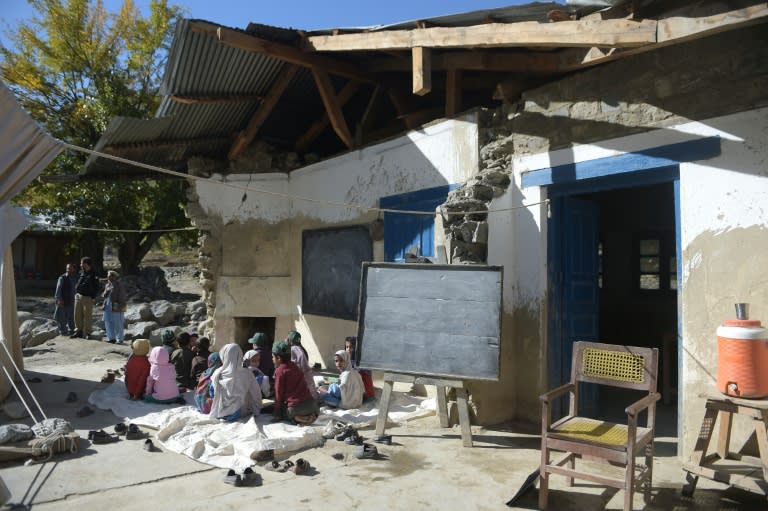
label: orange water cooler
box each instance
[716,304,768,399]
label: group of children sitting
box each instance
[122,330,376,426]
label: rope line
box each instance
[60,142,549,217]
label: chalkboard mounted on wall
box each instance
[302,226,372,321]
[357,263,503,381]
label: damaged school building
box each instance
[80,1,768,457]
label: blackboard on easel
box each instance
[356,263,503,381]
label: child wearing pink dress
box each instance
[145,346,182,404]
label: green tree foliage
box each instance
[1,0,196,275]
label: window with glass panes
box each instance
[637,235,676,291]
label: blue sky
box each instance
[1,1,555,33]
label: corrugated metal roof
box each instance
[82,2,605,177]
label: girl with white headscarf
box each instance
[210,343,263,421]
[319,350,364,409]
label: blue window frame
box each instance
[380,184,457,262]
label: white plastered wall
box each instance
[489,106,768,454]
[194,113,479,364]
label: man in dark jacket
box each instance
[72,256,99,339]
[54,263,78,335]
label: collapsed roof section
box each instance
[80,1,768,179]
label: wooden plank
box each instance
[717,411,733,459]
[295,81,360,153]
[559,5,768,71]
[657,4,768,44]
[436,385,449,428]
[375,379,394,436]
[306,19,658,52]
[356,84,382,145]
[170,94,263,105]
[228,64,299,160]
[412,47,431,96]
[189,20,375,83]
[369,50,562,73]
[311,67,355,149]
[445,68,462,116]
[456,387,474,447]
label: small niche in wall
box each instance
[302,226,373,321]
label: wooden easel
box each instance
[375,372,473,447]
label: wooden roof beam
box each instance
[190,20,375,83]
[369,50,563,73]
[170,94,264,105]
[412,47,431,96]
[295,80,360,153]
[228,64,300,160]
[306,18,658,52]
[311,67,355,149]
[558,3,768,71]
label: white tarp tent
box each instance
[0,80,63,400]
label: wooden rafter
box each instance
[558,3,768,71]
[311,67,354,149]
[228,64,299,160]
[412,47,431,96]
[189,20,375,83]
[170,94,264,105]
[356,84,382,145]
[369,50,562,73]
[295,81,360,153]
[306,19,658,52]
[445,68,462,117]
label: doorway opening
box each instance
[548,181,679,436]
[233,316,276,353]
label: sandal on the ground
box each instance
[293,458,311,475]
[76,406,94,417]
[322,420,347,439]
[344,431,363,445]
[335,425,356,442]
[373,434,392,445]
[143,439,157,452]
[114,423,127,435]
[88,429,119,444]
[223,469,242,486]
[250,449,274,462]
[278,460,294,473]
[354,443,378,459]
[126,423,148,440]
[242,467,262,486]
[265,460,282,472]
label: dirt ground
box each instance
[1,260,766,510]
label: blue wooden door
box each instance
[549,196,600,416]
[381,185,455,262]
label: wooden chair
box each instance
[538,341,660,511]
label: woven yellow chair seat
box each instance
[549,417,650,448]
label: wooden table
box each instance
[682,393,768,497]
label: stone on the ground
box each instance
[2,402,29,420]
[125,303,154,323]
[149,300,181,326]
[186,300,206,316]
[19,318,59,348]
[126,321,160,339]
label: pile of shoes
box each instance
[88,429,119,444]
[224,467,263,487]
[263,458,312,475]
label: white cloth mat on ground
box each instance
[89,380,435,470]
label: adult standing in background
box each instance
[53,263,78,336]
[71,256,99,339]
[102,270,127,344]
